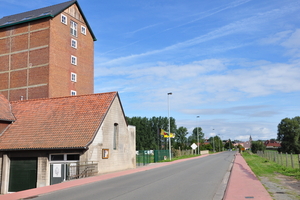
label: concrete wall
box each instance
[81,96,136,174]
[200,150,209,155]
[37,157,50,188]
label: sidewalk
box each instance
[0,153,272,200]
[224,153,272,200]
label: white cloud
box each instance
[281,29,300,57]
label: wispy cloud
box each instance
[97,2,300,66]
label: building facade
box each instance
[0,0,96,101]
[0,92,136,194]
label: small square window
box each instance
[61,14,67,25]
[71,73,77,82]
[71,39,77,48]
[71,90,77,96]
[71,55,77,65]
[81,26,86,35]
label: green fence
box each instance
[257,151,300,169]
[136,150,153,166]
[154,150,169,162]
[136,150,170,166]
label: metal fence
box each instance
[136,150,153,166]
[257,151,300,169]
[67,161,98,180]
[136,149,196,166]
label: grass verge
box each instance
[242,151,300,179]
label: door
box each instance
[50,163,66,185]
[9,157,37,192]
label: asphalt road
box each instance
[36,151,235,200]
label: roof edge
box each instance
[86,92,118,147]
[0,146,87,151]
[51,0,97,41]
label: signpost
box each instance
[191,143,198,155]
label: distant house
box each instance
[264,140,281,149]
[237,136,252,150]
[0,92,136,194]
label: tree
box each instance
[126,116,178,150]
[175,126,188,149]
[224,139,234,150]
[191,127,204,142]
[251,141,265,153]
[277,117,300,153]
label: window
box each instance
[61,14,67,25]
[70,21,77,37]
[113,123,119,150]
[51,154,64,161]
[71,73,77,82]
[71,39,77,48]
[3,20,15,25]
[71,55,77,65]
[81,25,86,35]
[50,154,80,161]
[21,16,33,21]
[67,154,80,161]
[40,11,51,16]
[71,90,77,96]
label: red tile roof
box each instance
[0,94,15,121]
[264,140,281,147]
[0,92,118,150]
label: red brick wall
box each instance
[0,74,8,90]
[11,52,28,70]
[49,4,94,98]
[0,55,9,71]
[10,70,27,88]
[10,88,27,101]
[0,5,94,101]
[0,20,50,101]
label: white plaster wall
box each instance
[82,96,136,174]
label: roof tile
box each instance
[0,92,117,150]
[0,94,15,121]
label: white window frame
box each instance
[81,25,86,35]
[49,154,80,162]
[71,73,77,82]
[71,55,77,65]
[71,90,77,96]
[71,39,77,49]
[61,14,67,25]
[70,21,77,37]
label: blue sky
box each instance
[1,0,300,141]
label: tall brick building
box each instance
[0,0,96,101]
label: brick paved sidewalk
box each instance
[224,153,272,200]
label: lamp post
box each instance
[212,129,215,153]
[168,92,172,160]
[218,134,221,152]
[197,116,200,155]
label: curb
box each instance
[213,152,236,200]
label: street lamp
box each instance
[168,92,172,160]
[218,134,221,152]
[212,129,215,153]
[197,116,200,155]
